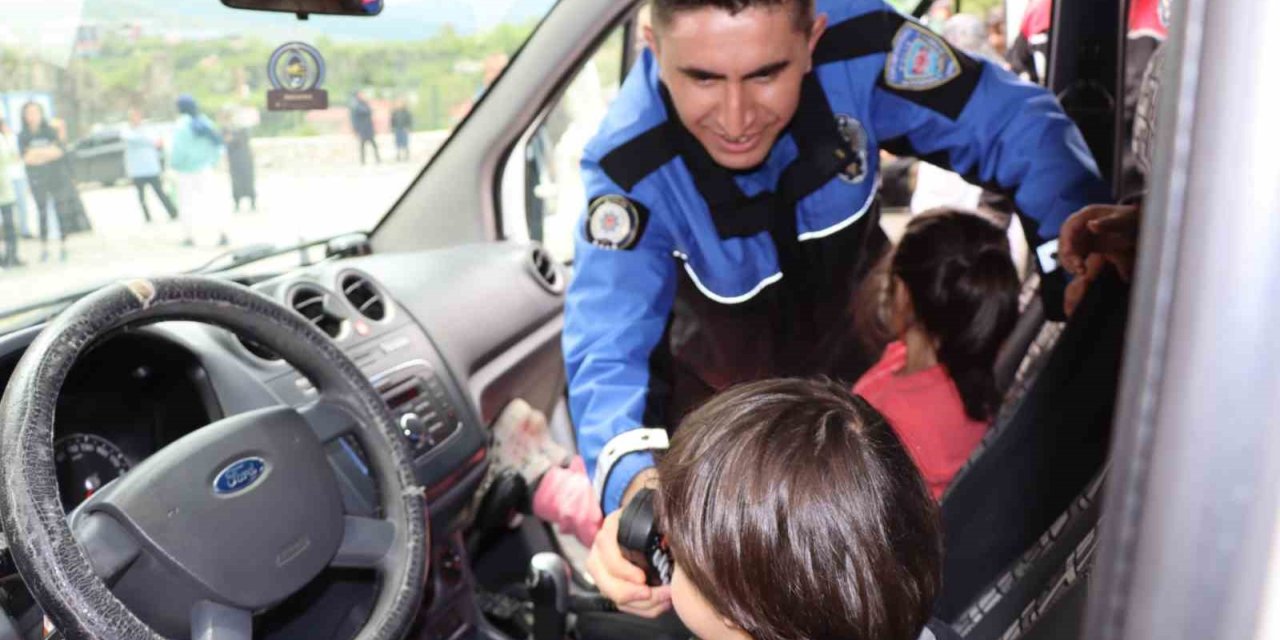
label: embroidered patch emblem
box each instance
[587,196,641,250]
[834,114,869,184]
[885,22,961,91]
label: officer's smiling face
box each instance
[647,4,827,170]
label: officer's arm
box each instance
[563,170,677,515]
[867,21,1111,313]
[871,45,1110,239]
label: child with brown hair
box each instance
[656,377,954,640]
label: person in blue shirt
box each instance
[566,0,1121,617]
[124,107,179,224]
[170,95,227,247]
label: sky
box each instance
[0,0,558,67]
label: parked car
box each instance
[69,122,172,187]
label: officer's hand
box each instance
[585,509,672,618]
[1064,253,1107,318]
[1058,204,1140,279]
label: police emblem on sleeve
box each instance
[885,22,962,91]
[587,196,645,250]
[834,114,869,184]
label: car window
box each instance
[499,22,629,263]
[0,0,558,329]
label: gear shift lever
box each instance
[528,552,570,640]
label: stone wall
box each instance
[249,130,450,171]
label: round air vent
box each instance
[528,246,565,295]
[340,274,387,322]
[290,285,345,339]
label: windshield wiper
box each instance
[187,233,371,275]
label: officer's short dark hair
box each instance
[651,0,816,33]
[656,378,941,640]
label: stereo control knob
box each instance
[399,413,430,448]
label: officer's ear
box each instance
[807,12,829,55]
[643,23,660,56]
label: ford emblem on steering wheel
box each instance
[213,457,269,495]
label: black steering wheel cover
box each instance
[0,276,427,640]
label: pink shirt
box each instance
[853,342,990,500]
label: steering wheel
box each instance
[0,277,428,640]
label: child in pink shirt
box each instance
[854,209,1020,499]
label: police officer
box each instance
[566,0,1111,616]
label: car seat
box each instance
[934,271,1129,620]
[951,468,1106,638]
[950,301,1065,500]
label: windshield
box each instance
[0,0,556,324]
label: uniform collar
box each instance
[656,74,859,240]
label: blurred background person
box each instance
[0,121,21,269]
[391,98,413,162]
[349,90,380,165]
[926,0,955,32]
[222,107,258,213]
[0,119,31,242]
[124,107,179,224]
[170,94,227,247]
[18,102,83,262]
[1009,0,1053,84]
[987,6,1008,58]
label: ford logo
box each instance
[213,457,268,495]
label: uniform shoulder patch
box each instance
[586,195,648,251]
[885,21,962,91]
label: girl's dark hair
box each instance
[657,378,940,640]
[892,209,1019,421]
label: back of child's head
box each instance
[892,208,1020,421]
[656,378,941,640]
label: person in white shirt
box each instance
[0,119,31,241]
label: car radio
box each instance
[376,363,461,458]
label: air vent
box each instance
[290,286,345,339]
[341,274,386,322]
[528,246,565,295]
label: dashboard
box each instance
[0,242,569,640]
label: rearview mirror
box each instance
[221,0,383,17]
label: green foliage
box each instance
[6,19,540,138]
[959,0,1003,17]
[886,0,1005,17]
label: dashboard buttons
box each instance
[380,336,411,354]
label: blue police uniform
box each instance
[565,0,1111,514]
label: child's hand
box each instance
[531,457,602,546]
[586,509,673,618]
